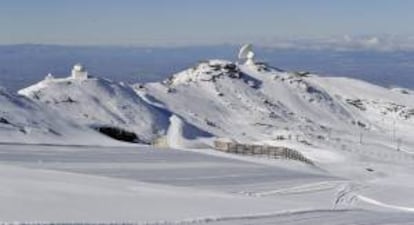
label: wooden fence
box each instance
[214,140,314,165]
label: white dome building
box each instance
[44,73,55,82]
[71,63,88,80]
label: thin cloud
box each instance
[256,35,414,52]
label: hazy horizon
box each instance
[2,1,414,91]
[2,44,414,93]
[2,0,414,46]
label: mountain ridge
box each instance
[4,49,414,152]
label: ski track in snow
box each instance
[1,209,412,225]
[357,195,414,213]
[239,180,347,197]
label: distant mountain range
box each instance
[2,44,414,93]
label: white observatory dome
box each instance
[71,63,88,80]
[73,63,84,72]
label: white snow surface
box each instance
[1,144,414,224]
[19,76,169,143]
[2,58,414,224]
[142,60,414,166]
[144,60,414,145]
[0,87,117,145]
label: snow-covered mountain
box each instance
[19,68,170,144]
[12,48,414,150]
[142,58,414,148]
[4,46,414,225]
[0,86,115,145]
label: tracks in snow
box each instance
[0,209,370,225]
[239,180,346,197]
[357,195,414,213]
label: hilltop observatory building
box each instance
[44,73,54,82]
[71,63,88,80]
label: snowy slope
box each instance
[142,60,414,147]
[3,53,414,224]
[143,60,345,143]
[143,60,297,143]
[1,143,414,224]
[0,86,115,145]
[19,76,170,143]
[309,76,414,135]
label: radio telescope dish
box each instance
[238,44,255,65]
[238,44,253,60]
[246,51,255,59]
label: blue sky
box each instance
[1,0,413,46]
